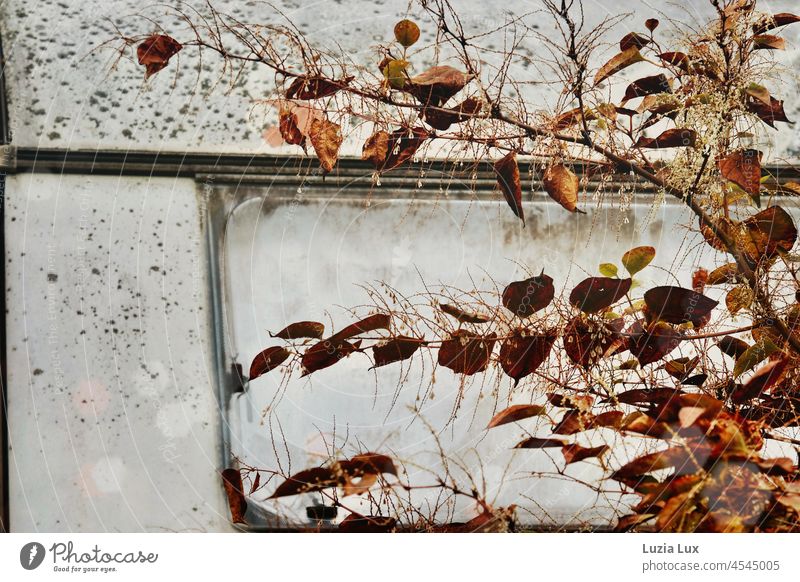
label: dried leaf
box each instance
[719,149,762,197]
[663,356,699,381]
[594,47,645,85]
[271,321,325,340]
[628,321,683,366]
[394,19,420,47]
[371,336,426,368]
[249,346,291,380]
[279,108,306,147]
[330,314,391,342]
[753,13,800,34]
[502,272,555,317]
[308,117,342,173]
[621,246,655,275]
[731,358,788,403]
[594,410,625,429]
[569,277,632,313]
[692,268,708,293]
[339,514,397,532]
[301,339,359,375]
[269,467,340,498]
[438,331,496,375]
[623,74,672,102]
[406,65,471,106]
[543,163,584,213]
[487,404,547,429]
[372,127,429,171]
[726,285,753,315]
[742,205,797,259]
[546,392,594,411]
[553,410,595,435]
[498,331,556,385]
[137,34,182,78]
[439,303,491,324]
[562,443,609,465]
[423,97,482,130]
[645,18,659,31]
[753,34,786,50]
[285,75,353,100]
[746,95,791,128]
[494,151,525,224]
[563,316,622,368]
[643,286,718,326]
[707,263,739,285]
[620,32,650,51]
[635,128,697,149]
[362,131,390,166]
[657,51,691,71]
[612,447,699,480]
[717,336,750,359]
[222,468,247,523]
[514,437,566,449]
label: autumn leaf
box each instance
[406,65,471,106]
[753,34,786,50]
[369,127,428,171]
[423,97,482,130]
[563,316,622,368]
[645,18,659,31]
[627,320,683,366]
[501,272,555,317]
[494,151,524,224]
[221,468,247,523]
[285,75,353,100]
[726,285,753,315]
[657,51,691,72]
[635,128,697,149]
[562,443,609,465]
[621,246,655,275]
[279,107,305,147]
[731,358,788,403]
[612,447,700,480]
[371,336,426,368]
[546,393,594,410]
[619,32,650,51]
[308,117,343,173]
[514,437,566,449]
[362,131,390,166]
[137,34,182,79]
[643,286,718,326]
[663,356,699,381]
[339,514,397,532]
[746,95,791,128]
[553,410,595,435]
[569,277,632,313]
[394,19,420,47]
[553,107,597,131]
[301,338,360,375]
[249,346,291,380]
[439,302,491,324]
[717,336,750,359]
[594,46,645,85]
[719,149,762,197]
[270,321,325,340]
[329,313,391,342]
[498,331,556,385]
[542,164,584,213]
[733,338,780,377]
[707,263,739,285]
[438,331,496,375]
[753,12,800,34]
[269,467,340,498]
[487,404,547,428]
[622,74,673,102]
[742,205,797,259]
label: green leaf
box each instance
[622,246,655,275]
[734,338,779,378]
[599,263,619,277]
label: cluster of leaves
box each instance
[120,0,800,531]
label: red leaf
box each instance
[330,313,391,342]
[438,331,497,375]
[731,358,789,404]
[285,75,353,100]
[405,65,471,107]
[137,34,182,78]
[553,410,595,435]
[439,303,491,324]
[643,286,718,326]
[502,272,555,317]
[222,468,247,523]
[635,128,697,149]
[742,205,797,258]
[494,152,525,225]
[249,346,291,380]
[569,277,631,313]
[622,74,672,102]
[514,437,566,449]
[279,108,306,147]
[340,452,398,477]
[620,32,650,51]
[371,127,429,171]
[657,52,690,72]
[301,339,359,375]
[423,97,482,130]
[753,12,800,34]
[563,316,623,368]
[371,336,426,368]
[562,444,609,465]
[627,321,683,366]
[612,447,701,480]
[487,404,547,428]
[270,321,325,340]
[269,467,340,498]
[719,149,762,196]
[498,331,556,385]
[746,96,791,128]
[594,410,625,429]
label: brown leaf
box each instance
[707,263,739,285]
[137,34,182,79]
[563,316,622,368]
[620,32,650,51]
[369,127,428,171]
[614,387,683,406]
[269,467,340,498]
[339,514,397,532]
[362,131,390,166]
[553,107,597,131]
[753,13,800,34]
[279,108,306,147]
[438,331,496,375]
[543,163,584,213]
[562,444,609,465]
[742,205,797,258]
[717,336,750,359]
[612,447,700,480]
[746,95,791,128]
[663,356,699,381]
[222,468,247,523]
[271,321,325,340]
[644,286,718,326]
[657,52,691,72]
[330,314,391,342]
[285,75,353,100]
[594,410,625,429]
[308,117,342,173]
[553,410,595,435]
[731,358,789,404]
[301,339,359,375]
[719,149,762,196]
[406,65,471,107]
[753,34,786,50]
[569,277,632,313]
[494,152,525,224]
[394,19,420,47]
[423,97,482,130]
[645,18,660,31]
[249,346,291,380]
[692,268,708,293]
[498,331,555,385]
[594,47,645,85]
[699,215,736,252]
[628,321,683,366]
[502,272,555,317]
[340,452,398,477]
[635,128,697,149]
[371,336,426,368]
[514,437,566,449]
[726,285,753,315]
[487,404,547,429]
[546,392,594,411]
[439,303,491,324]
[622,74,672,102]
